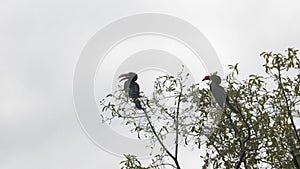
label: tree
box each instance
[100,67,211,169]
[100,48,300,168]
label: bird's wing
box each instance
[210,83,226,108]
[129,82,140,99]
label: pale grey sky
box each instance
[1,0,300,168]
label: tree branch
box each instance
[224,98,251,169]
[175,84,182,160]
[141,103,181,169]
[277,66,300,168]
[277,67,300,143]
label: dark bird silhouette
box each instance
[119,72,142,109]
[202,74,239,113]
[202,75,226,108]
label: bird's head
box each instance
[118,72,138,82]
[202,74,221,84]
[202,75,210,81]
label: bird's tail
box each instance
[134,99,143,109]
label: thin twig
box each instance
[140,102,181,169]
[175,86,182,160]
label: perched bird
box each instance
[202,74,239,113]
[202,74,226,108]
[119,72,142,109]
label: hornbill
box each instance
[202,74,239,113]
[119,72,142,109]
[203,75,253,169]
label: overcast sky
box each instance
[1,0,300,168]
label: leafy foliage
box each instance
[120,154,150,169]
[100,48,300,168]
[200,48,300,168]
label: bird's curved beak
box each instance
[202,76,210,81]
[118,73,129,82]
